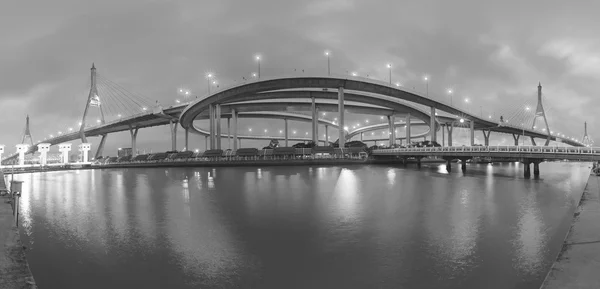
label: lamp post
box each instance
[255,55,261,79]
[423,75,429,97]
[387,63,392,85]
[206,73,213,94]
[447,89,453,106]
[325,51,330,75]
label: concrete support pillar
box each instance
[169,120,178,151]
[430,107,436,142]
[284,118,289,147]
[388,115,396,146]
[441,124,445,147]
[95,134,107,159]
[0,145,4,168]
[37,143,50,165]
[215,104,222,150]
[311,97,318,144]
[338,87,345,148]
[15,144,29,166]
[232,108,238,151]
[58,143,72,164]
[78,143,91,163]
[204,136,208,150]
[129,126,139,156]
[184,128,189,151]
[470,120,475,146]
[461,159,467,171]
[523,161,531,178]
[445,159,452,172]
[227,118,231,150]
[447,123,454,146]
[513,134,520,146]
[482,130,491,146]
[406,113,411,145]
[360,132,363,142]
[209,104,215,149]
[325,125,329,146]
[533,161,540,176]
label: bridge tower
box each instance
[582,121,592,146]
[79,63,107,158]
[20,115,34,146]
[532,82,551,146]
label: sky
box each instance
[1,0,599,156]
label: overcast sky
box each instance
[1,0,599,155]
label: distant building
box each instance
[117,148,132,157]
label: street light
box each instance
[447,89,453,106]
[351,72,357,77]
[255,55,261,79]
[386,63,392,85]
[423,75,429,97]
[324,51,330,75]
[206,73,213,94]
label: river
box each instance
[14,162,591,288]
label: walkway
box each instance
[0,170,37,289]
[541,174,600,288]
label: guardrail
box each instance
[372,146,600,155]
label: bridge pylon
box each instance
[532,82,551,146]
[79,63,107,158]
[21,115,34,147]
[582,121,592,146]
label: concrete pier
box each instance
[540,174,600,289]
[0,171,37,288]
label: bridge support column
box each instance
[129,125,139,157]
[184,128,189,151]
[530,137,537,146]
[0,145,4,168]
[416,157,421,169]
[470,120,475,146]
[204,136,208,150]
[209,104,215,149]
[513,134,520,146]
[325,125,329,146]
[446,123,454,146]
[311,97,318,144]
[227,118,231,150]
[441,124,445,147]
[15,144,29,166]
[430,107,436,142]
[482,130,491,146]
[95,134,107,159]
[338,87,345,148]
[523,161,531,178]
[388,115,395,146]
[58,143,72,164]
[215,104,222,150]
[461,160,467,172]
[232,109,238,151]
[533,161,540,176]
[169,119,178,151]
[406,113,411,145]
[78,143,91,163]
[445,158,452,172]
[360,132,363,142]
[284,118,289,147]
[37,143,50,166]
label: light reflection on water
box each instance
[14,162,591,289]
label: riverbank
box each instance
[540,173,600,288]
[0,171,37,289]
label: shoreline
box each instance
[0,171,37,289]
[540,171,600,288]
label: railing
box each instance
[372,146,600,155]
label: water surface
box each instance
[15,162,591,288]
